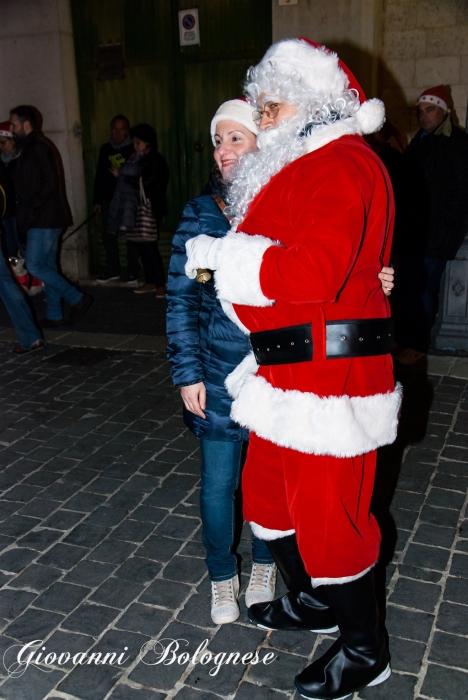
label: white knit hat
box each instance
[210,99,259,145]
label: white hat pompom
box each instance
[355,98,385,135]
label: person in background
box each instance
[393,85,468,365]
[0,170,44,353]
[108,123,169,297]
[0,121,22,258]
[365,119,406,191]
[10,105,91,327]
[93,115,140,285]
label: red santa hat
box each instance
[0,121,13,138]
[416,85,449,112]
[210,98,259,146]
[256,38,385,135]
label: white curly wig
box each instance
[226,38,385,224]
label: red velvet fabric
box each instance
[233,134,396,402]
[232,133,395,578]
[243,433,381,580]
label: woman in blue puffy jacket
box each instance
[167,100,277,626]
[166,99,395,626]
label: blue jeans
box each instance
[1,217,25,258]
[26,228,82,320]
[0,252,42,349]
[200,439,274,582]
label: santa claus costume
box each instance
[186,38,401,699]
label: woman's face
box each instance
[0,137,15,155]
[213,120,257,181]
[133,137,149,153]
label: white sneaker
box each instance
[245,563,277,608]
[211,576,240,624]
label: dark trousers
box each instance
[135,215,165,287]
[101,200,140,277]
[394,255,447,352]
[136,241,165,287]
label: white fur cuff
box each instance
[250,521,295,540]
[312,563,375,587]
[220,300,250,335]
[225,351,258,398]
[215,231,277,307]
[228,373,402,457]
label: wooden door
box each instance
[71,0,271,272]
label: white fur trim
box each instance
[215,231,277,307]
[263,40,348,101]
[228,374,402,457]
[303,117,361,153]
[417,93,448,112]
[355,98,385,135]
[302,101,385,154]
[219,300,250,335]
[312,563,375,587]
[250,521,295,541]
[225,351,258,398]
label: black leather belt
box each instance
[251,318,394,365]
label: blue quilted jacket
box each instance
[166,194,250,441]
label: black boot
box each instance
[248,534,338,633]
[294,570,390,699]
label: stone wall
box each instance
[272,0,468,138]
[381,0,468,137]
[0,0,88,280]
[272,0,382,98]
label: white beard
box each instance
[225,115,307,227]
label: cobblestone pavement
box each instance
[0,341,466,700]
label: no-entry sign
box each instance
[179,9,200,46]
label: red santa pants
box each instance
[242,433,381,584]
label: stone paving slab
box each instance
[0,341,466,699]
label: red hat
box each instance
[416,85,449,112]
[0,121,13,138]
[299,36,385,134]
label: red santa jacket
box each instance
[215,127,402,458]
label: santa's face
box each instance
[255,94,298,130]
[213,120,257,181]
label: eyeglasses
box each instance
[252,102,282,125]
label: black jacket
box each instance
[93,140,134,205]
[399,118,468,260]
[124,149,169,222]
[14,131,70,241]
[0,157,19,218]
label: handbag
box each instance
[124,177,158,242]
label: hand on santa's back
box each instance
[379,266,394,296]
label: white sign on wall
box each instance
[179,9,200,46]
